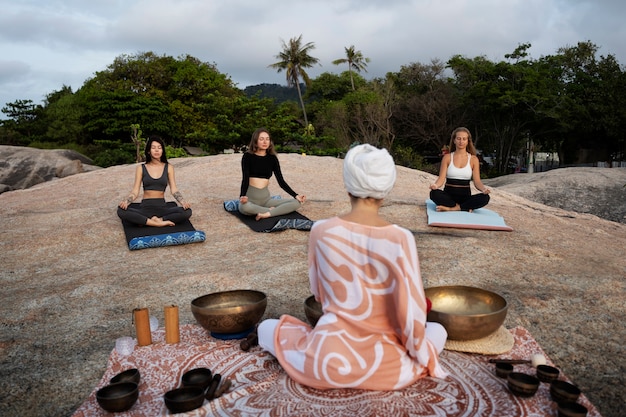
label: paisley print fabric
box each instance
[272,217,446,390]
[73,325,601,417]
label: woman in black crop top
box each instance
[117,136,192,227]
[239,128,306,220]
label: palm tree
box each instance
[269,35,320,130]
[332,45,371,91]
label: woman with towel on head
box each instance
[256,144,448,390]
[238,128,306,221]
[430,127,490,212]
[117,135,192,227]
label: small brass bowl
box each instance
[425,286,508,340]
[164,386,205,414]
[550,380,581,404]
[181,368,213,391]
[536,364,560,383]
[558,401,588,417]
[191,290,267,335]
[507,372,540,397]
[304,295,322,326]
[96,382,139,412]
[110,368,140,385]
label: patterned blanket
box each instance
[73,325,600,416]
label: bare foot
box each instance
[436,204,461,212]
[147,216,175,227]
[255,211,271,221]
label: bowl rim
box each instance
[181,368,213,384]
[96,382,139,399]
[110,368,140,383]
[191,289,267,313]
[507,372,540,386]
[424,285,508,316]
[164,385,205,402]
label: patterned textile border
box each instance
[73,325,601,417]
[129,230,206,250]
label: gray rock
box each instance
[0,145,100,193]
[484,167,626,224]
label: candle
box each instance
[134,307,152,346]
[165,305,180,344]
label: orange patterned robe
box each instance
[271,217,448,390]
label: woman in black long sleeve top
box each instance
[239,128,306,220]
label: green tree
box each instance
[390,59,463,154]
[1,99,45,143]
[332,45,371,91]
[44,86,85,144]
[269,35,320,131]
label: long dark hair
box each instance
[145,135,168,163]
[246,128,276,155]
[448,127,477,155]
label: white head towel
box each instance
[343,144,396,199]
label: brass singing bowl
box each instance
[304,295,323,326]
[191,290,267,334]
[425,285,508,340]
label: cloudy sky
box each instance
[1,0,624,112]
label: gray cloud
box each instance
[1,0,624,109]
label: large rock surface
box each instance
[0,154,624,417]
[0,145,100,193]
[484,167,626,224]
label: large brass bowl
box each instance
[191,290,267,334]
[425,285,507,340]
[304,295,322,326]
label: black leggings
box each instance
[430,182,489,212]
[117,198,192,225]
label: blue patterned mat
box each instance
[121,203,206,250]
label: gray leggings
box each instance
[239,185,301,217]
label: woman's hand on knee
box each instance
[239,196,248,204]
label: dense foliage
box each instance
[1,41,624,174]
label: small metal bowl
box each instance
[164,386,205,414]
[304,295,322,326]
[536,364,560,383]
[96,382,139,412]
[191,290,267,335]
[425,286,508,340]
[495,362,514,378]
[110,368,140,385]
[558,401,588,417]
[550,380,581,404]
[507,372,540,397]
[181,368,213,391]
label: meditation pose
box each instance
[117,136,191,227]
[430,127,490,212]
[239,128,305,220]
[257,144,448,390]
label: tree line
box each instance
[1,38,624,175]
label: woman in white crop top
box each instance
[429,127,491,212]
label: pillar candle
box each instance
[164,305,180,344]
[134,307,152,346]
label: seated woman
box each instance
[239,128,306,221]
[117,136,191,227]
[256,144,448,390]
[430,127,491,212]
